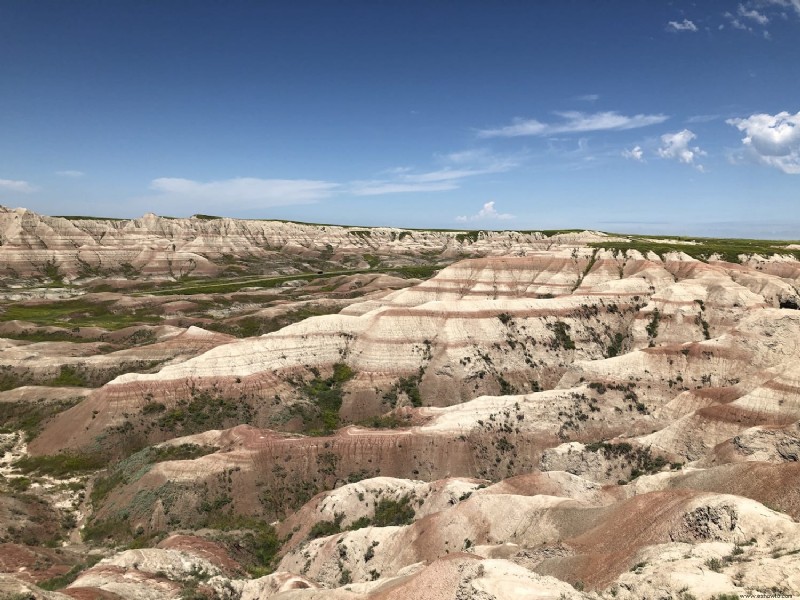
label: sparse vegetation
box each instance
[591,237,800,263]
[298,363,355,434]
[309,513,345,539]
[15,452,107,477]
[645,308,660,345]
[705,557,724,572]
[548,320,576,350]
[0,397,82,441]
[150,443,218,462]
[206,305,343,338]
[372,495,415,527]
[584,441,668,480]
[155,390,254,434]
[382,370,424,408]
[38,555,102,590]
[0,298,161,330]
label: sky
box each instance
[1,1,799,238]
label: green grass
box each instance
[81,515,132,543]
[363,253,382,268]
[149,443,218,462]
[205,305,343,338]
[50,365,88,387]
[300,363,355,434]
[0,298,161,330]
[147,264,443,296]
[15,452,108,478]
[206,515,281,576]
[155,391,254,435]
[357,413,411,429]
[591,235,800,263]
[38,555,102,591]
[518,228,587,237]
[53,215,126,221]
[0,397,82,441]
[0,329,86,343]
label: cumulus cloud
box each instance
[622,146,645,162]
[657,129,707,169]
[667,19,698,31]
[727,110,800,174]
[0,178,37,193]
[478,111,668,138]
[149,177,338,206]
[455,201,515,223]
[55,170,85,178]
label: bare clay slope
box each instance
[33,247,800,457]
[0,206,611,282]
[10,241,800,599]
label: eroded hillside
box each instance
[1,208,800,600]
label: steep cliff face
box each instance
[4,209,800,599]
[31,247,800,459]
[0,206,611,281]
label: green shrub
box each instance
[372,496,415,527]
[38,555,102,590]
[309,513,344,539]
[15,452,107,478]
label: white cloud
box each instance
[760,0,800,17]
[687,114,721,123]
[738,4,770,23]
[657,129,707,169]
[727,110,800,174]
[455,201,515,223]
[575,94,600,102]
[667,19,698,32]
[55,170,85,178]
[0,178,37,193]
[478,111,668,138]
[622,146,645,162]
[149,177,337,206]
[351,149,519,196]
[350,181,458,195]
[729,16,750,29]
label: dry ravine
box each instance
[1,208,799,600]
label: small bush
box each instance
[372,496,415,527]
[705,557,723,572]
[309,513,345,539]
[15,452,107,478]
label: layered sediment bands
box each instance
[275,481,800,591]
[0,206,613,280]
[31,250,800,459]
[8,236,800,598]
[0,326,235,388]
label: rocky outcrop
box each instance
[3,212,800,599]
[0,206,612,281]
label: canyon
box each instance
[1,207,800,599]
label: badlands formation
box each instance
[1,208,800,599]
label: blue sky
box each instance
[1,1,799,237]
